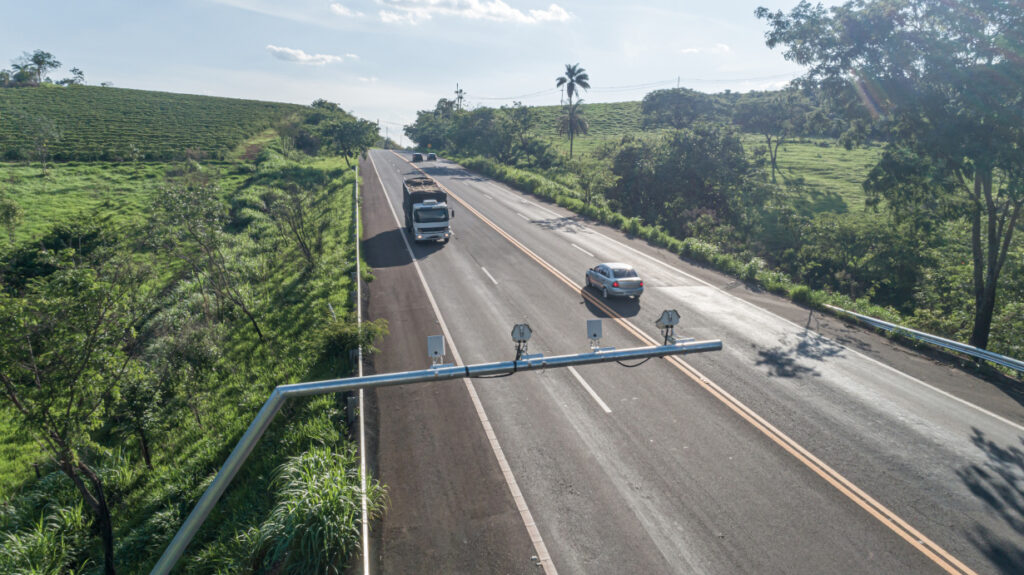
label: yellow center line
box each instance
[393,151,976,575]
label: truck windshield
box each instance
[415,207,449,223]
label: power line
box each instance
[470,73,798,103]
[474,87,560,101]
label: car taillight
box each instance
[639,281,643,287]
[612,281,619,287]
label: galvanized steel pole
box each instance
[151,339,722,574]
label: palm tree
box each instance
[558,101,589,156]
[454,84,465,112]
[555,63,590,158]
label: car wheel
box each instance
[602,287,609,299]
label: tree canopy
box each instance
[758,0,1024,348]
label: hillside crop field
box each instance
[0,85,304,161]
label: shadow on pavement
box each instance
[422,166,487,182]
[755,331,845,378]
[536,216,587,233]
[958,427,1024,573]
[362,228,412,269]
[580,286,642,318]
[363,228,447,268]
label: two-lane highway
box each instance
[362,149,1024,574]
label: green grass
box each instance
[743,135,883,212]
[1,128,380,571]
[520,99,881,214]
[0,413,42,495]
[528,101,643,139]
[0,85,304,161]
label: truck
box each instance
[402,176,452,243]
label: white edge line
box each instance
[481,267,499,286]
[469,170,1024,434]
[568,366,612,414]
[356,164,370,575]
[522,199,562,219]
[571,243,594,258]
[370,152,558,575]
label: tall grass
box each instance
[241,446,386,574]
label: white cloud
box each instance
[266,45,345,65]
[346,53,360,60]
[377,0,570,25]
[678,44,732,55]
[330,3,365,17]
[380,9,419,24]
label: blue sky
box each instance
[2,0,836,146]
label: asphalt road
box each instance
[360,149,1024,575]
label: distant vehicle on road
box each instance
[426,152,437,161]
[411,153,424,162]
[585,262,643,299]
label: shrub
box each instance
[0,504,92,575]
[244,446,387,574]
[790,285,814,306]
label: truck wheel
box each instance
[443,237,450,244]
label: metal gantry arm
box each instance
[152,315,721,574]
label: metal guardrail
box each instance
[824,304,1024,374]
[150,338,723,574]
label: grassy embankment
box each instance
[0,86,382,572]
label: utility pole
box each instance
[455,83,465,112]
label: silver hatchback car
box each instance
[585,262,644,299]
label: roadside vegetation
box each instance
[0,77,386,573]
[405,0,1024,370]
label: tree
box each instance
[558,100,589,156]
[758,0,1024,349]
[0,251,150,575]
[15,50,62,84]
[454,84,466,112]
[317,115,379,166]
[57,67,85,86]
[9,62,35,85]
[23,114,60,174]
[0,194,23,244]
[733,89,810,183]
[153,184,265,341]
[113,361,161,470]
[259,183,326,269]
[640,88,716,130]
[555,63,591,158]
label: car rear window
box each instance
[612,268,637,278]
